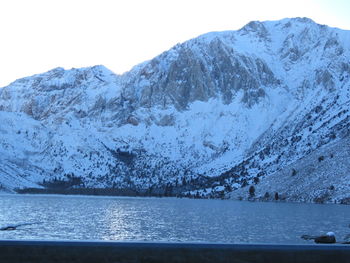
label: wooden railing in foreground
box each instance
[0,240,349,263]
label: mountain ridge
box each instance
[0,17,349,203]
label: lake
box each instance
[0,194,349,244]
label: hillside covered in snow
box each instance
[0,17,349,203]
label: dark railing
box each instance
[0,240,349,263]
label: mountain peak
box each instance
[240,17,317,30]
[284,17,316,24]
[240,20,265,31]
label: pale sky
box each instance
[0,0,349,87]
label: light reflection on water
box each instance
[0,194,350,244]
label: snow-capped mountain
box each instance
[0,17,349,203]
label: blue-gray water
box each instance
[0,194,349,244]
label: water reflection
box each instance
[0,194,350,244]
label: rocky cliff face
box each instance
[0,17,349,203]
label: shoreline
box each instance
[7,187,350,205]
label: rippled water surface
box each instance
[1,194,349,244]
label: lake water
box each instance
[0,194,349,244]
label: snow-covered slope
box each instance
[0,17,349,202]
[230,137,350,203]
